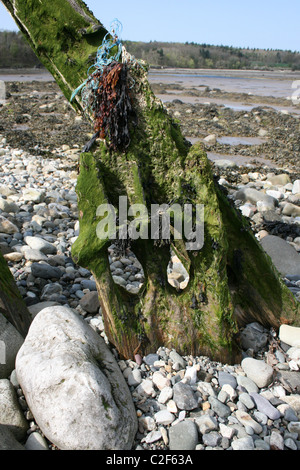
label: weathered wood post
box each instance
[1,0,299,363]
[0,252,31,336]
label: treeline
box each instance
[0,31,40,68]
[124,40,300,71]
[0,30,300,70]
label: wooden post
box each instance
[1,0,299,362]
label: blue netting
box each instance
[70,19,124,107]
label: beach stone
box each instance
[15,306,137,450]
[221,383,237,401]
[239,203,256,218]
[279,324,300,347]
[234,188,276,207]
[250,392,281,420]
[288,422,300,437]
[260,235,300,277]
[270,430,285,450]
[24,236,57,254]
[0,379,29,441]
[0,198,19,213]
[236,375,259,394]
[0,315,24,379]
[0,185,17,197]
[136,379,155,397]
[267,174,290,186]
[282,395,300,416]
[25,432,49,450]
[173,382,198,410]
[168,420,198,450]
[276,371,300,394]
[219,423,235,440]
[112,275,127,287]
[28,301,61,318]
[240,322,268,353]
[142,430,162,444]
[127,368,142,387]
[266,189,284,200]
[241,358,274,388]
[238,392,255,410]
[22,188,45,203]
[169,350,186,369]
[213,159,236,168]
[284,437,298,450]
[208,396,231,418]
[0,215,18,234]
[0,424,25,450]
[23,247,48,262]
[154,409,175,426]
[152,371,171,390]
[256,200,276,212]
[79,291,100,314]
[277,404,298,422]
[235,410,263,434]
[3,252,23,262]
[195,414,218,434]
[231,436,254,450]
[218,370,237,389]
[31,263,62,279]
[143,353,159,366]
[292,180,300,194]
[40,283,63,301]
[202,431,222,447]
[203,134,216,145]
[184,365,199,384]
[282,202,300,217]
[139,416,155,432]
[80,279,96,291]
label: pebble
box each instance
[250,392,281,420]
[172,382,198,410]
[241,358,274,388]
[231,436,254,450]
[168,420,198,450]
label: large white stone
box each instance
[15,306,137,450]
[279,325,300,347]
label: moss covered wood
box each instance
[2,0,299,363]
[0,252,31,337]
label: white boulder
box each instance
[15,306,137,450]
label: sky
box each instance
[0,0,299,52]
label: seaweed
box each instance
[91,61,133,151]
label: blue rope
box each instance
[70,19,124,105]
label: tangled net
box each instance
[71,19,138,151]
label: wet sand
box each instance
[0,67,299,171]
[148,68,300,99]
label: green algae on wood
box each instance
[0,252,31,337]
[3,0,299,362]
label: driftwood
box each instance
[1,0,299,363]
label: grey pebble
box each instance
[168,421,198,451]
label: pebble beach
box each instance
[0,71,300,452]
